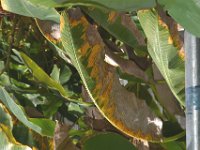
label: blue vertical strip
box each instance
[186,87,200,149]
[185,31,200,150]
[186,87,200,110]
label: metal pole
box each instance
[185,31,200,150]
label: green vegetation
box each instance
[0,0,196,149]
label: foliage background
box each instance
[0,0,197,149]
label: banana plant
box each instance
[1,0,198,149]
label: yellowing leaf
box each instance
[60,8,164,142]
[0,104,32,150]
[0,124,32,150]
[0,103,13,129]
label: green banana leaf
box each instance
[158,0,200,37]
[27,0,156,11]
[83,7,144,48]
[83,133,137,150]
[1,0,59,23]
[138,9,185,106]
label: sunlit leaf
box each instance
[60,8,164,141]
[138,9,185,106]
[1,0,60,23]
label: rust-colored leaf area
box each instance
[107,11,118,23]
[178,47,185,60]
[61,8,163,141]
[158,10,185,61]
[158,17,185,61]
